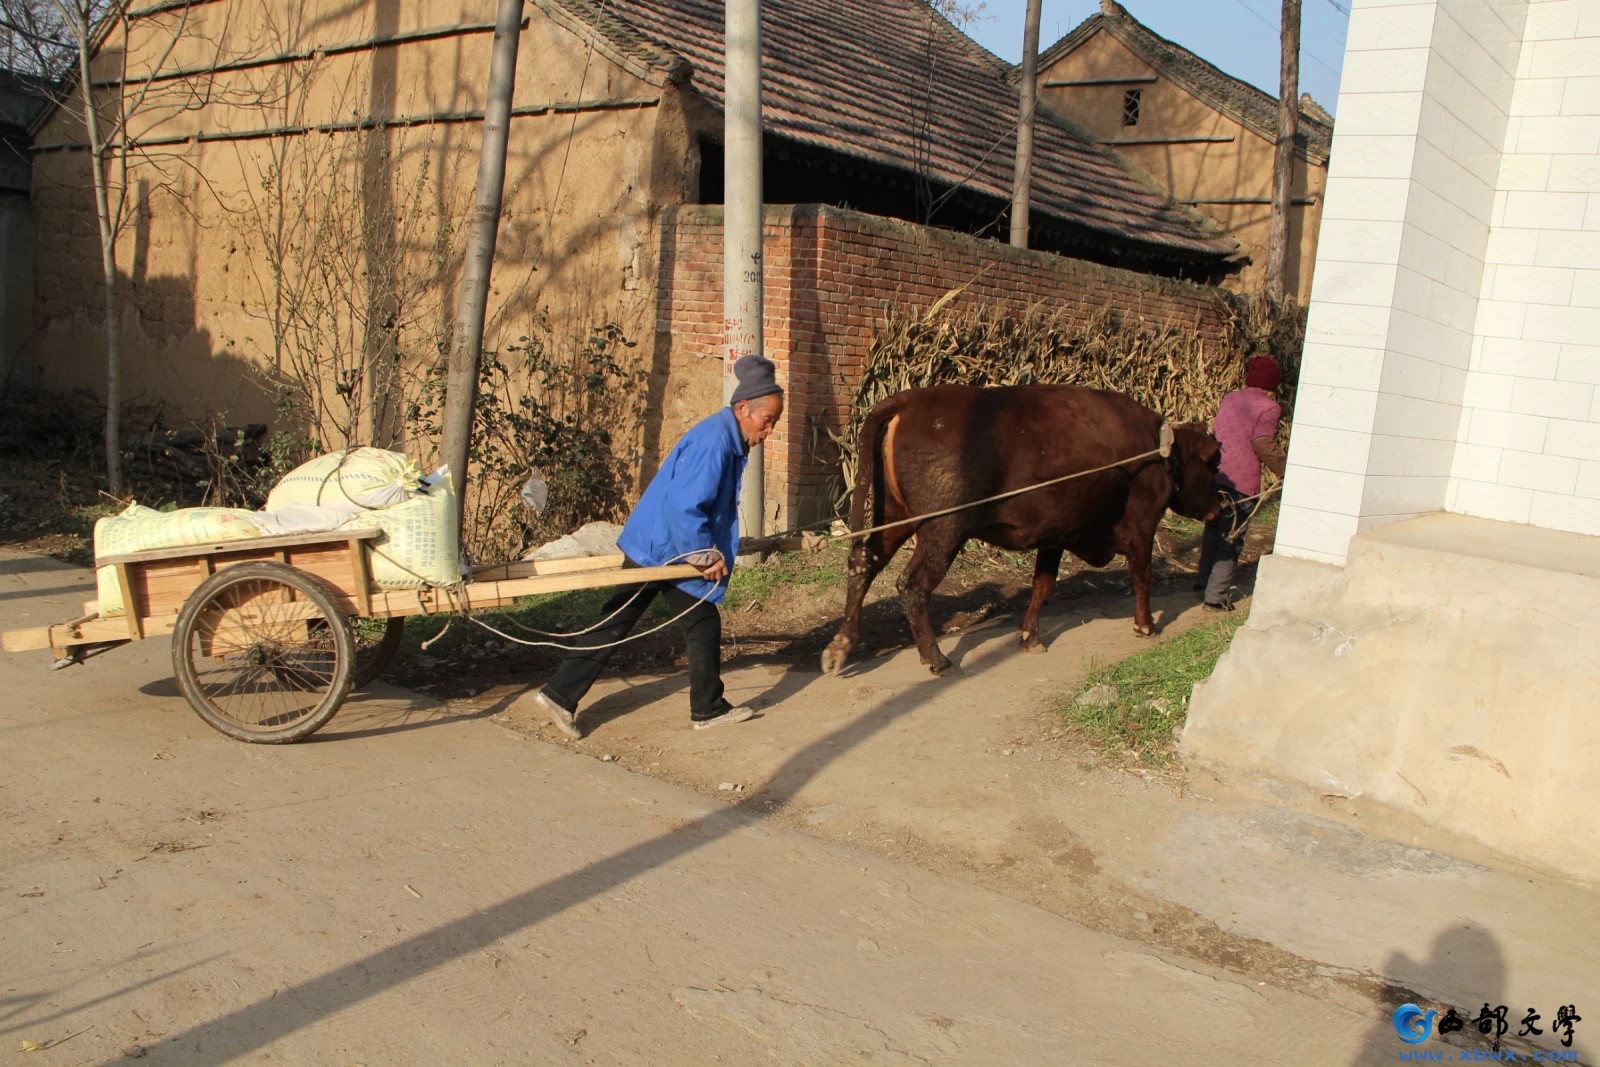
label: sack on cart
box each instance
[341,468,462,589]
[266,447,422,515]
[93,505,262,616]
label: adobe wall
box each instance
[658,204,1238,531]
[1039,31,1328,302]
[28,0,695,472]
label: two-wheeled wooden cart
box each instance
[1,529,703,743]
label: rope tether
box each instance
[837,443,1167,543]
[434,550,719,653]
[425,431,1180,655]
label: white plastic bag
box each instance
[520,472,549,514]
[250,503,354,537]
[527,521,623,561]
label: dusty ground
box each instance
[3,549,1398,1065]
[5,451,1593,1064]
[471,542,1593,1067]
[6,548,1592,1064]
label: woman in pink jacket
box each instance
[1195,354,1288,611]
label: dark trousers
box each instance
[541,559,730,722]
[1196,490,1248,604]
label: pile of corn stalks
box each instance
[830,293,1303,513]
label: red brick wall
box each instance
[657,204,1237,531]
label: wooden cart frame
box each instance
[2,530,704,744]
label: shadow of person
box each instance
[310,684,521,742]
[568,671,692,732]
[1349,924,1549,1066]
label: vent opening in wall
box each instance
[1123,88,1141,127]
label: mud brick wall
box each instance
[658,204,1236,532]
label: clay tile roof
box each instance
[549,0,1240,266]
[1038,1,1333,164]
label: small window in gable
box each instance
[1122,88,1142,127]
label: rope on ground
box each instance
[419,620,452,651]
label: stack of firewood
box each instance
[125,424,269,481]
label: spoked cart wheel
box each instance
[172,561,355,743]
[294,616,403,689]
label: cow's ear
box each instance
[1174,424,1219,464]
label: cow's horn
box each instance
[1158,421,1175,459]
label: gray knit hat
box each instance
[729,355,783,406]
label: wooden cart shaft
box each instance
[0,529,779,653]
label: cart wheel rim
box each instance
[172,562,354,742]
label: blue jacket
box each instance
[618,407,748,604]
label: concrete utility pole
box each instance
[441,0,524,529]
[1010,0,1043,249]
[725,0,765,537]
[1266,0,1301,302]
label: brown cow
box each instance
[821,384,1222,677]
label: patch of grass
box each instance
[724,561,787,611]
[1063,611,1248,765]
[949,542,1034,575]
[723,544,848,611]
[1160,512,1204,539]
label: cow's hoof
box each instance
[1133,624,1157,639]
[927,658,957,677]
[820,634,853,675]
[1020,634,1048,655]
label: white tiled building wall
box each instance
[1449,0,1600,533]
[1276,0,1600,565]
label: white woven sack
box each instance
[341,471,460,589]
[266,448,422,514]
[94,504,261,617]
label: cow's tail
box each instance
[850,397,902,536]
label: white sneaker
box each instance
[534,689,582,740]
[692,706,758,730]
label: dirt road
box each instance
[0,549,1395,1065]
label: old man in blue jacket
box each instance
[534,355,784,739]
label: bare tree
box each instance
[33,0,247,494]
[1266,0,1301,302]
[0,0,85,78]
[911,0,986,225]
[57,0,130,492]
[233,90,460,460]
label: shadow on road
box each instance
[137,618,1031,1062]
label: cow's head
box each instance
[1166,422,1222,520]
